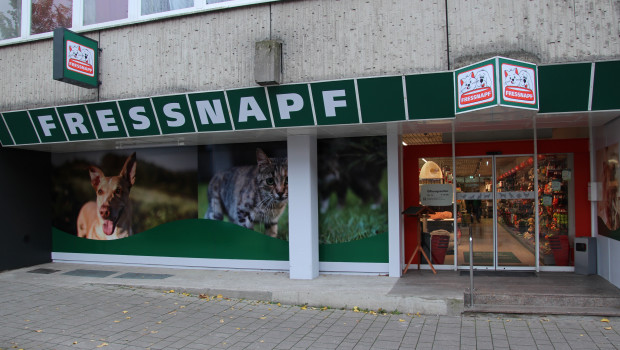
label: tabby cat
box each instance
[205,148,288,237]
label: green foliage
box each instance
[318,170,388,244]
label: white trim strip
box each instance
[52,252,289,270]
[319,262,389,274]
[588,62,595,111]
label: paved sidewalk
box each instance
[1,264,620,349]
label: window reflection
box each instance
[142,0,193,16]
[0,0,21,40]
[31,0,72,34]
[83,0,128,25]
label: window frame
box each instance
[1,0,279,46]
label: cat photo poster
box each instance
[198,142,289,240]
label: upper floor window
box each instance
[0,0,277,45]
[84,0,127,25]
[0,0,21,39]
[142,0,192,16]
[31,0,72,34]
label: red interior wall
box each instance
[402,139,590,264]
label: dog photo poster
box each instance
[51,147,198,239]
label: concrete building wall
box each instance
[0,0,619,111]
[448,0,620,68]
[270,0,449,82]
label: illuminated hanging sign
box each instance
[53,28,99,89]
[454,57,538,114]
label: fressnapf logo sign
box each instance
[456,64,495,109]
[53,28,99,89]
[66,40,95,77]
[501,63,536,104]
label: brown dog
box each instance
[77,153,137,240]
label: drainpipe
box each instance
[445,0,451,70]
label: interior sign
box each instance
[53,28,99,89]
[420,184,453,206]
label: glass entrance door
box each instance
[456,156,536,270]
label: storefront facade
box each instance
[0,0,619,287]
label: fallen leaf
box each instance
[126,317,131,319]
[604,326,612,330]
[156,321,162,324]
[277,303,281,306]
[122,311,128,314]
[113,320,120,323]
[151,331,158,334]
[96,343,108,348]
[220,319,224,323]
[199,294,209,299]
[260,317,266,320]
[399,319,405,322]
[217,294,223,299]
[601,318,610,323]
[35,330,42,333]
[179,306,186,309]
[72,341,78,344]
[259,340,264,343]
[301,306,307,310]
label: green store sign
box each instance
[0,74,458,147]
[454,57,539,114]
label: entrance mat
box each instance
[463,251,521,265]
[63,269,117,278]
[28,268,60,274]
[460,271,536,277]
[114,273,173,280]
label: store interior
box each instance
[404,127,578,270]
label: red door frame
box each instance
[402,139,590,265]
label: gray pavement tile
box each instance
[474,341,494,350]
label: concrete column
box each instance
[287,133,319,279]
[387,124,403,277]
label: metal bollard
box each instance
[469,225,474,307]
